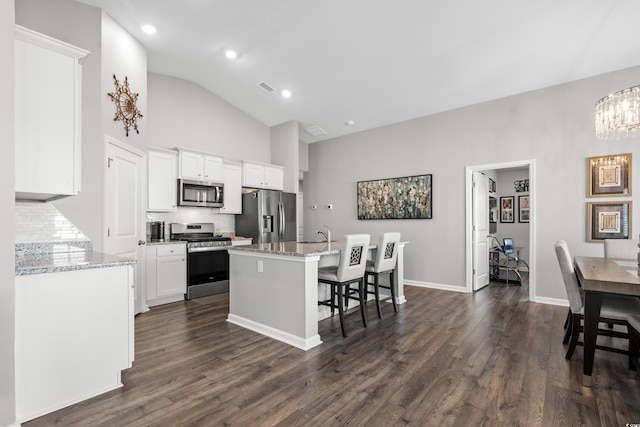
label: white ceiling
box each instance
[76,0,640,143]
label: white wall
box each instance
[0,1,15,424]
[101,12,148,142]
[147,73,270,162]
[305,66,640,301]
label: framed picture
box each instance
[587,153,632,197]
[500,196,514,223]
[489,197,498,223]
[518,195,530,223]
[489,178,496,193]
[587,201,632,242]
[357,174,432,219]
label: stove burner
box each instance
[169,223,231,250]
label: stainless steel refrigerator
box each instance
[235,189,297,243]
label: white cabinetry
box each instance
[242,161,284,190]
[14,25,89,201]
[220,162,242,214]
[178,150,224,182]
[147,149,177,211]
[15,266,134,422]
[146,243,186,307]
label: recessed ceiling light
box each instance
[225,49,238,60]
[281,89,292,99]
[141,24,157,35]
[345,120,355,126]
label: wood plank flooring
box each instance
[24,280,640,426]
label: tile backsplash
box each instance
[15,201,89,243]
[147,207,236,236]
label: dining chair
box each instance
[363,232,401,319]
[317,234,370,337]
[554,240,640,360]
[627,315,640,372]
[604,238,639,260]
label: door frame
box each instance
[465,159,536,301]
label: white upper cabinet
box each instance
[178,150,224,182]
[14,25,89,201]
[263,165,284,190]
[204,156,224,182]
[242,161,283,190]
[147,148,177,212]
[220,162,242,214]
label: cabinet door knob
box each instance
[138,240,146,246]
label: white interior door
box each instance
[104,136,147,314]
[472,171,490,291]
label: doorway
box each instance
[465,159,536,301]
[103,135,147,314]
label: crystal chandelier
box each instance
[595,85,640,139]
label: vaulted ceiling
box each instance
[76,0,640,143]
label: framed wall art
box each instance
[500,196,514,223]
[587,153,632,197]
[518,195,530,223]
[357,174,432,219]
[587,201,632,242]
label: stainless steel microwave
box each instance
[178,179,224,208]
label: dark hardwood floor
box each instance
[25,279,640,426]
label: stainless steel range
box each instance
[169,223,231,300]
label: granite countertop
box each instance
[228,239,408,258]
[228,241,342,257]
[16,250,136,276]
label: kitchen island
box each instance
[227,240,407,350]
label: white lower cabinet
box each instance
[146,243,186,306]
[15,265,134,423]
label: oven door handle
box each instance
[188,246,229,253]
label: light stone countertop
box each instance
[16,251,136,276]
[227,240,388,257]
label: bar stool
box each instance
[318,234,370,337]
[364,232,401,319]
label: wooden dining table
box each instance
[573,256,640,386]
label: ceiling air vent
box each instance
[257,81,275,93]
[304,125,328,137]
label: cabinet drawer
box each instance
[156,244,186,257]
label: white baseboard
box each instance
[533,296,569,307]
[404,280,468,293]
[227,314,322,351]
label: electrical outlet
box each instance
[257,260,263,273]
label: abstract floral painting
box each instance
[357,174,432,219]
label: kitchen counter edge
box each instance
[16,251,136,276]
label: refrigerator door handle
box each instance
[278,201,285,238]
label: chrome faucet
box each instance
[316,224,331,242]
